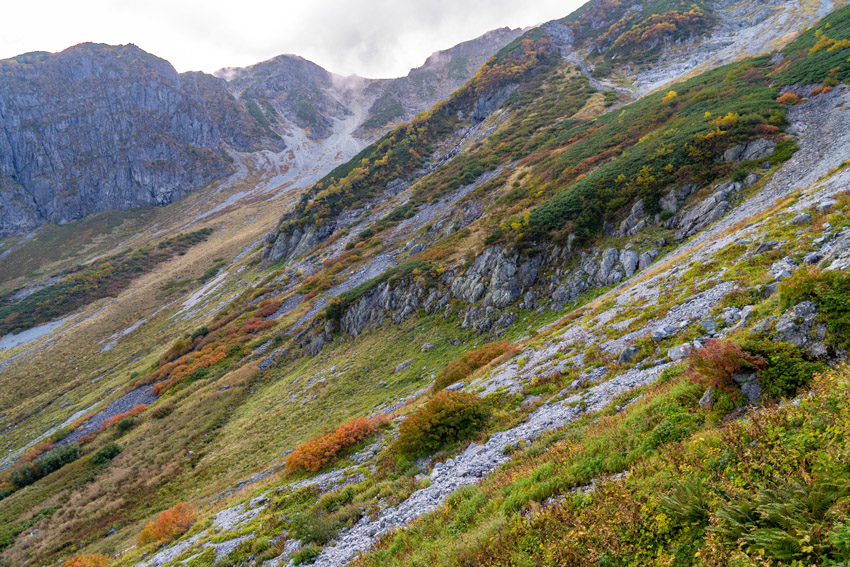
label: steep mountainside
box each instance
[0,31,518,239]
[3,1,850,566]
[0,44,283,236]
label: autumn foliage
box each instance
[138,502,196,546]
[99,404,146,432]
[686,339,764,388]
[433,342,517,391]
[777,91,802,105]
[286,415,389,473]
[64,554,109,567]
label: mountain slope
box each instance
[0,43,283,236]
[1,1,850,566]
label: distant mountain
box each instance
[0,30,520,237]
[215,27,524,140]
[0,43,283,237]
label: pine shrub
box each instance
[394,392,487,458]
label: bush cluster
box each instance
[8,444,80,489]
[394,392,488,458]
[138,502,196,546]
[90,442,122,466]
[433,342,515,392]
[287,415,389,473]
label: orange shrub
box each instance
[99,404,146,432]
[19,440,55,464]
[64,554,109,567]
[433,342,517,391]
[777,92,801,105]
[286,415,389,473]
[138,502,196,546]
[754,124,780,136]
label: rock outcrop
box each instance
[0,43,283,236]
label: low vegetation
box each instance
[433,341,516,391]
[138,502,197,547]
[286,415,389,473]
[394,391,488,458]
[0,228,212,336]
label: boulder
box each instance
[732,372,763,404]
[394,359,415,374]
[790,212,812,225]
[638,249,659,271]
[740,138,776,161]
[618,345,642,364]
[774,301,829,358]
[723,139,775,162]
[699,388,714,409]
[652,324,680,342]
[816,199,838,212]
[667,344,694,361]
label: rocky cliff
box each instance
[0,43,283,236]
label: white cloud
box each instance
[1,0,584,77]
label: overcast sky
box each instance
[1,0,584,78]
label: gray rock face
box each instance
[620,249,640,278]
[596,248,621,286]
[617,199,647,236]
[774,301,829,358]
[671,181,742,240]
[659,184,699,215]
[722,138,776,162]
[0,44,283,236]
[450,246,524,308]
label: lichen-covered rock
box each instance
[774,301,829,358]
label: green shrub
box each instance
[394,392,488,458]
[779,267,850,349]
[292,543,322,565]
[150,404,175,419]
[9,444,80,488]
[290,509,337,545]
[90,442,122,466]
[743,338,825,398]
[115,417,137,435]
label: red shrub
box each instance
[257,300,283,318]
[286,415,389,473]
[138,502,196,546]
[99,404,147,432]
[686,339,764,388]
